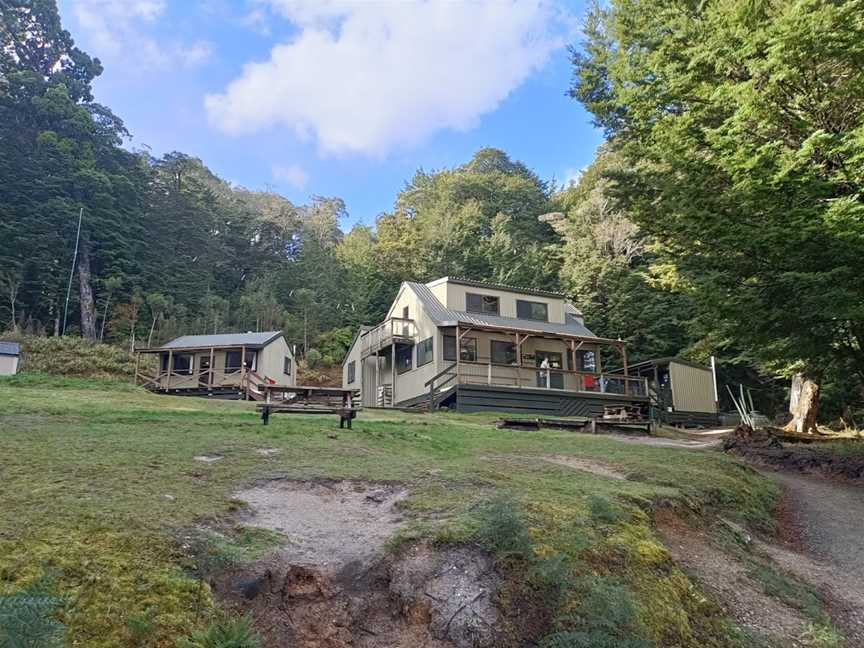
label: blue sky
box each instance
[57,0,603,229]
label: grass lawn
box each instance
[0,375,781,647]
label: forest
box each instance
[1,0,862,424]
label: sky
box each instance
[57,0,604,229]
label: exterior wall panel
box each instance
[0,355,19,375]
[669,361,716,413]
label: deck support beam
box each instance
[166,350,173,392]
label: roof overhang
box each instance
[439,321,624,346]
[137,342,270,354]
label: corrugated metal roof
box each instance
[0,341,21,356]
[159,331,283,350]
[406,282,600,339]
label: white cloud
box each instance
[272,163,309,189]
[562,166,584,188]
[206,0,569,157]
[73,0,212,70]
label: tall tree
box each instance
[570,0,864,428]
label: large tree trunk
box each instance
[784,372,820,435]
[77,237,98,340]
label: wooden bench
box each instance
[254,385,360,428]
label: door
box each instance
[535,351,563,389]
[199,355,212,388]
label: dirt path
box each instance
[761,470,864,642]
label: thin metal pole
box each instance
[62,207,84,336]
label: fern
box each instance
[0,581,66,648]
[178,614,262,648]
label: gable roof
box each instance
[157,331,284,351]
[0,341,21,356]
[405,282,602,340]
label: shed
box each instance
[626,357,719,427]
[0,341,21,376]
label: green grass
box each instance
[0,374,782,647]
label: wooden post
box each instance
[134,352,141,386]
[622,343,630,396]
[208,346,214,387]
[595,346,603,393]
[455,325,460,386]
[391,343,396,406]
[166,350,173,391]
[241,344,247,399]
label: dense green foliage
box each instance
[569,0,864,410]
[2,0,862,416]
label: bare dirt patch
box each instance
[235,479,408,570]
[541,454,627,480]
[656,509,809,646]
[219,480,506,647]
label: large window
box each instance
[516,299,549,322]
[347,360,356,384]
[576,350,596,372]
[466,293,499,315]
[284,357,293,375]
[491,340,517,365]
[417,337,434,367]
[396,344,413,374]
[443,336,478,362]
[167,353,193,375]
[225,350,256,372]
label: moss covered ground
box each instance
[0,375,788,646]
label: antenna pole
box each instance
[62,207,84,336]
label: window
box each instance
[225,350,256,372]
[284,356,293,375]
[491,340,517,365]
[576,350,596,372]
[417,337,434,367]
[347,360,356,384]
[396,344,413,374]
[516,300,549,322]
[443,336,478,362]
[466,293,499,315]
[171,353,193,375]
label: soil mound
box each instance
[222,479,504,647]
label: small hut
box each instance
[135,331,295,398]
[0,342,21,376]
[626,357,719,427]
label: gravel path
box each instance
[762,471,864,642]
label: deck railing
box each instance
[449,360,647,397]
[360,317,416,356]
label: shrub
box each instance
[305,348,322,369]
[0,579,66,648]
[8,336,139,380]
[177,614,261,648]
[474,497,533,559]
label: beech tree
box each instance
[570,0,864,429]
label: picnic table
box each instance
[255,385,360,428]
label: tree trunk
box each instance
[77,237,98,340]
[784,372,820,435]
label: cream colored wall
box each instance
[441,282,565,323]
[342,334,363,390]
[669,361,717,413]
[258,337,295,386]
[387,286,441,404]
[0,355,19,375]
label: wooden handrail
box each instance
[424,362,458,387]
